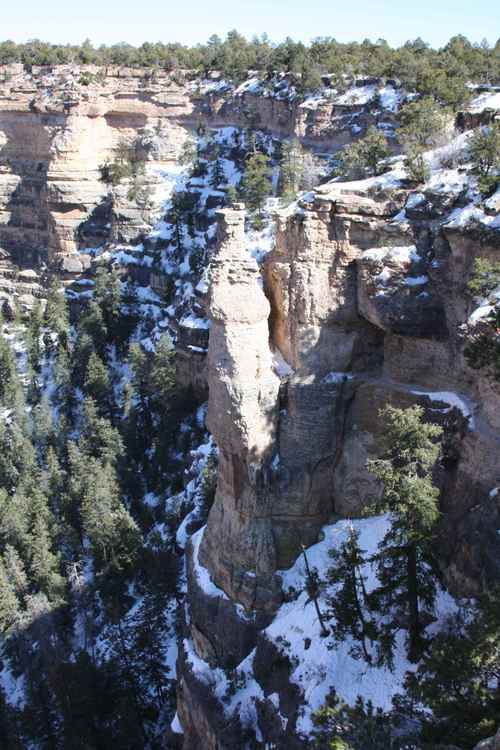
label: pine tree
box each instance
[241,151,272,216]
[326,526,387,666]
[28,514,65,603]
[210,155,226,189]
[312,692,399,750]
[43,277,69,353]
[83,351,112,415]
[367,404,443,662]
[80,458,140,572]
[0,332,20,407]
[280,137,305,202]
[26,301,44,374]
[334,126,391,180]
[469,123,500,196]
[406,590,500,748]
[0,558,21,634]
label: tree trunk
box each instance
[407,544,421,662]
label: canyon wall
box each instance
[178,176,500,748]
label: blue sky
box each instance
[3,0,498,48]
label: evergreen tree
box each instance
[241,151,272,217]
[469,123,500,196]
[334,126,391,180]
[210,155,226,188]
[312,692,400,750]
[43,277,69,353]
[367,405,443,662]
[0,558,21,633]
[26,301,44,374]
[405,590,500,748]
[0,332,20,407]
[326,526,387,666]
[80,458,140,573]
[83,351,112,415]
[280,138,305,202]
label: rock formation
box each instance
[178,171,500,747]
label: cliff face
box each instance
[178,170,500,747]
[0,66,403,283]
[0,64,194,274]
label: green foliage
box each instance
[406,591,500,748]
[0,332,20,407]
[367,405,443,662]
[99,137,147,187]
[0,34,497,102]
[312,692,401,750]
[326,527,387,667]
[405,145,431,184]
[333,126,391,180]
[398,98,448,147]
[467,258,500,298]
[241,151,272,215]
[469,124,500,197]
[280,138,306,202]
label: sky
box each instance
[2,0,498,49]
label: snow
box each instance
[262,515,459,736]
[191,527,229,601]
[424,169,469,195]
[272,349,294,378]
[234,77,262,95]
[469,303,494,324]
[444,204,500,230]
[405,275,428,286]
[468,91,500,113]
[321,371,353,384]
[334,85,377,106]
[245,204,277,263]
[299,95,326,110]
[378,85,403,112]
[179,314,210,330]
[171,713,184,734]
[489,487,499,499]
[362,245,420,264]
[411,389,475,425]
[406,192,425,209]
[0,662,26,708]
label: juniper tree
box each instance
[334,126,391,180]
[367,404,443,662]
[469,123,500,196]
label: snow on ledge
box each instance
[191,526,229,601]
[410,389,475,427]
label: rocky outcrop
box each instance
[179,168,500,746]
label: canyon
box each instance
[0,61,499,749]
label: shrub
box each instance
[334,126,391,180]
[469,124,500,197]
